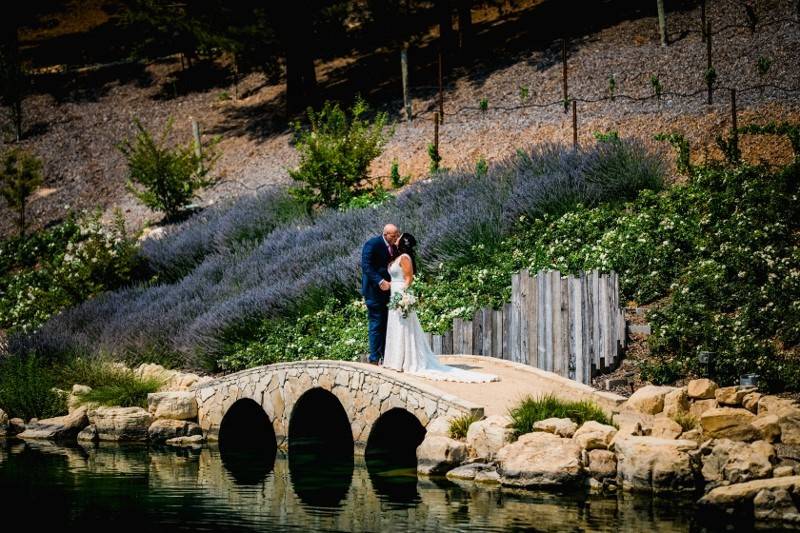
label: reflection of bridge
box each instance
[195,356,625,457]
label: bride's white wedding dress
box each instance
[382,254,499,383]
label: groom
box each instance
[361,224,400,365]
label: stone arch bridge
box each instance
[194,357,624,454]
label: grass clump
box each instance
[671,411,699,432]
[508,394,611,439]
[0,355,67,421]
[57,357,165,409]
[448,412,483,440]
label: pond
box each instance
[0,439,754,532]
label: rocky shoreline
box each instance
[3,367,800,527]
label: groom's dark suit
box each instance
[361,235,394,363]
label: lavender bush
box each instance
[11,140,665,370]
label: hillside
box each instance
[1,0,799,239]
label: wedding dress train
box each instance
[382,255,499,383]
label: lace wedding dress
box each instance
[382,254,499,383]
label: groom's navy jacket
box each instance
[361,235,392,306]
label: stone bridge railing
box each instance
[194,361,483,453]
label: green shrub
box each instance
[427,142,441,173]
[0,147,43,237]
[289,97,393,213]
[390,160,410,188]
[0,355,67,420]
[75,373,163,409]
[339,187,392,211]
[639,358,685,385]
[593,130,620,144]
[508,394,611,439]
[479,97,488,112]
[449,412,482,440]
[672,411,698,432]
[119,117,219,221]
[475,157,488,177]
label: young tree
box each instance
[0,148,43,237]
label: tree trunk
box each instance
[275,4,318,115]
[656,0,667,47]
[457,0,473,50]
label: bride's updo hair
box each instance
[397,233,418,274]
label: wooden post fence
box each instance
[401,44,412,121]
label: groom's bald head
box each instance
[383,224,400,243]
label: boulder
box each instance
[752,415,782,443]
[90,407,153,441]
[148,419,202,443]
[775,466,796,478]
[0,408,7,437]
[16,406,89,441]
[165,434,205,447]
[466,415,514,460]
[700,407,759,441]
[532,417,578,438]
[758,396,799,417]
[663,388,689,418]
[77,424,98,442]
[743,392,763,413]
[699,476,800,522]
[417,435,468,475]
[688,379,718,400]
[67,385,93,413]
[779,414,800,445]
[624,385,676,415]
[573,421,617,450]
[496,432,584,488]
[445,462,495,481]
[754,486,800,523]
[8,418,25,436]
[587,449,617,479]
[689,399,718,419]
[425,417,453,437]
[613,435,698,492]
[701,439,775,485]
[651,417,683,439]
[716,386,754,407]
[611,411,652,437]
[680,429,704,445]
[146,392,198,420]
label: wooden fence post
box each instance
[401,44,412,121]
[657,0,667,47]
[562,38,569,113]
[706,21,713,105]
[572,100,578,149]
[730,88,739,161]
[191,117,203,173]
[438,49,444,124]
[700,0,707,42]
[434,111,440,161]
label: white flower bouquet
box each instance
[389,289,417,319]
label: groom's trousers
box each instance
[367,304,389,363]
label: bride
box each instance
[382,233,498,383]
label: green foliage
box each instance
[519,85,529,103]
[217,91,231,101]
[217,298,369,371]
[593,130,620,144]
[756,57,773,77]
[654,132,694,176]
[508,394,611,439]
[119,118,219,221]
[672,411,699,432]
[475,157,488,177]
[479,97,489,112]
[339,187,392,211]
[428,142,442,173]
[74,373,163,409]
[449,412,482,440]
[639,358,685,385]
[390,159,410,188]
[0,209,142,335]
[0,355,67,420]
[608,75,617,100]
[288,97,393,213]
[650,75,662,99]
[715,131,741,166]
[0,148,43,237]
[704,67,717,88]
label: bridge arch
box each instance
[365,408,426,466]
[218,398,277,485]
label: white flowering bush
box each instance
[0,208,141,335]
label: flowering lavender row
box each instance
[11,140,664,369]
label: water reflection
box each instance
[0,438,725,532]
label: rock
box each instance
[651,417,683,439]
[77,424,98,442]
[700,407,759,441]
[573,421,617,450]
[445,462,495,481]
[587,449,617,479]
[0,408,8,426]
[624,385,676,415]
[779,414,800,445]
[16,406,89,441]
[496,432,584,488]
[689,399,718,419]
[758,396,799,417]
[775,466,796,477]
[466,415,514,460]
[752,415,782,443]
[663,388,689,418]
[611,411,653,437]
[688,379,718,400]
[701,439,775,485]
[743,392,763,413]
[716,386,754,407]
[425,417,452,437]
[754,487,800,523]
[699,476,800,522]
[8,418,25,436]
[416,435,468,475]
[165,434,205,447]
[146,392,198,420]
[89,407,153,441]
[680,429,704,444]
[475,469,500,484]
[613,436,698,492]
[148,419,202,443]
[532,417,578,438]
[67,384,93,413]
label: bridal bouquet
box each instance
[389,289,417,319]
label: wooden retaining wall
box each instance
[426,270,626,385]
